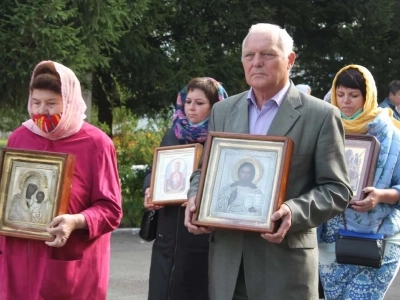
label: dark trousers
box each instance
[233,259,249,300]
[318,276,325,299]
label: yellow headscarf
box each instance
[330,64,400,133]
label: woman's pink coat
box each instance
[0,61,122,300]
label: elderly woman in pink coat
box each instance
[0,60,122,300]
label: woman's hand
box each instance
[350,186,382,212]
[45,214,86,247]
[350,186,400,212]
[143,188,164,210]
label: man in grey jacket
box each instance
[184,23,351,300]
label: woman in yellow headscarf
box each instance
[319,65,400,300]
[331,65,400,132]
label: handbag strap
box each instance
[341,211,386,233]
[149,210,156,219]
[341,213,346,229]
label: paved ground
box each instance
[108,230,400,300]
[109,229,151,300]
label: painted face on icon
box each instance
[237,163,255,186]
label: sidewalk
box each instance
[109,229,152,300]
[108,229,400,300]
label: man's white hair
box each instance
[242,23,294,58]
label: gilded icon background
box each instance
[208,151,276,223]
[4,162,58,228]
[0,148,75,241]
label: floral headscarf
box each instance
[172,77,228,143]
[23,61,87,140]
[330,64,400,133]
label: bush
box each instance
[0,139,7,148]
[111,107,170,227]
[0,106,28,133]
[119,167,148,227]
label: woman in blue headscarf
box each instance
[143,77,228,300]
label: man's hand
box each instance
[184,195,211,234]
[261,203,292,243]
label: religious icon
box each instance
[216,160,265,217]
[0,148,75,241]
[149,144,203,205]
[164,159,187,194]
[344,134,380,201]
[7,170,54,225]
[192,132,293,233]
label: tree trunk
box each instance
[93,71,114,137]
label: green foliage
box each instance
[89,105,111,135]
[119,168,147,228]
[288,0,400,99]
[110,0,274,116]
[0,139,7,148]
[4,0,400,122]
[0,0,134,108]
[112,107,170,226]
[107,0,400,113]
[0,106,28,132]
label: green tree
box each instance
[113,0,400,113]
[2,0,400,130]
[286,0,400,99]
[0,0,140,131]
[105,0,277,122]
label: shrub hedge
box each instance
[111,107,170,227]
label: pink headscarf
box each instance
[22,61,87,140]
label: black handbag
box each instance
[335,229,386,268]
[139,210,158,242]
[335,214,386,269]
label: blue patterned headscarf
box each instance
[172,77,228,143]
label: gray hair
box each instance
[242,23,294,58]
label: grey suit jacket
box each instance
[188,83,352,300]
